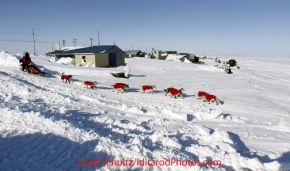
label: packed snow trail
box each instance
[1,51,290,170]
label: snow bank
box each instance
[84,62,95,67]
[48,57,55,62]
[166,54,185,62]
[56,57,74,65]
[60,46,85,51]
[0,54,289,171]
[184,58,191,63]
[0,51,21,67]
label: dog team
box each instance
[60,72,221,105]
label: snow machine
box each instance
[224,66,232,74]
[223,59,237,67]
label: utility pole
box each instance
[90,38,94,46]
[62,40,66,47]
[73,38,77,47]
[32,29,36,55]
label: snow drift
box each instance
[0,52,290,171]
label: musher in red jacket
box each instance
[20,52,32,71]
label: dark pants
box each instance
[22,64,28,71]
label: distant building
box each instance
[48,45,125,67]
[46,46,84,57]
[46,50,54,57]
[124,50,144,58]
[179,53,190,58]
[152,48,167,60]
[163,51,178,56]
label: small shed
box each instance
[48,45,125,67]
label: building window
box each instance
[82,56,86,63]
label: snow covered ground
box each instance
[0,51,290,171]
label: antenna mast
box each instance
[137,29,139,50]
[32,29,36,55]
[98,29,100,46]
[90,38,94,46]
[62,40,66,47]
[73,38,77,47]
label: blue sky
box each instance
[1,0,289,57]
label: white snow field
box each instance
[0,51,290,171]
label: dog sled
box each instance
[20,62,46,76]
[27,64,45,76]
[110,72,128,78]
[110,66,130,79]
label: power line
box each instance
[0,38,29,41]
[0,40,54,43]
[36,41,51,51]
[35,34,59,41]
[0,31,30,35]
[1,37,55,44]
[0,40,32,42]
[0,35,32,45]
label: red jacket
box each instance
[169,88,183,95]
[141,85,154,91]
[204,94,218,101]
[197,91,208,97]
[84,81,96,86]
[21,56,32,65]
[61,74,70,80]
[166,87,178,92]
[21,58,29,65]
[113,83,129,89]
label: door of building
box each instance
[109,53,117,67]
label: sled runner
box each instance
[110,72,128,78]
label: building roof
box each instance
[124,50,141,55]
[164,51,177,54]
[49,45,124,55]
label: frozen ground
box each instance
[0,51,290,171]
